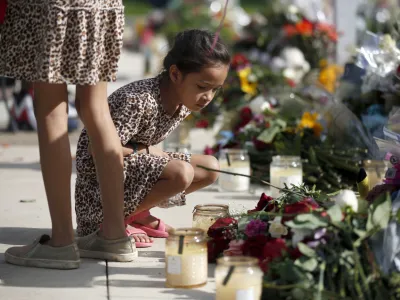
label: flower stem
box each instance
[197,164,305,197]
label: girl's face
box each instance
[170,64,229,112]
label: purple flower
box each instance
[306,228,328,249]
[245,219,267,237]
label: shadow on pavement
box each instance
[0,253,106,288]
[0,227,52,246]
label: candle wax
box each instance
[219,160,250,192]
[270,166,302,198]
[215,268,262,300]
[165,244,208,288]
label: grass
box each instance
[123,0,264,17]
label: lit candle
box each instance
[215,256,263,300]
[165,228,208,288]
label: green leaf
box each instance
[295,256,319,272]
[353,229,367,238]
[238,216,253,233]
[367,193,392,232]
[297,242,317,258]
[327,205,342,223]
[286,214,328,230]
[257,126,281,144]
[397,209,400,224]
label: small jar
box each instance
[218,149,251,192]
[363,160,388,189]
[215,256,263,300]
[192,204,229,232]
[165,228,208,288]
[270,155,302,197]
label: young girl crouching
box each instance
[75,29,230,255]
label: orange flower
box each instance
[283,24,298,37]
[297,112,323,137]
[315,23,338,42]
[295,19,313,36]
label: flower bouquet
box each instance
[205,181,400,299]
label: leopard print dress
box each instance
[0,0,124,84]
[75,76,192,236]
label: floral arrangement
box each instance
[205,96,373,192]
[236,1,339,70]
[206,182,400,299]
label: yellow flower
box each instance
[318,62,343,93]
[237,67,258,96]
[297,112,323,137]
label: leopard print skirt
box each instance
[75,151,191,237]
[0,0,124,85]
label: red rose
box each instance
[231,53,250,69]
[259,238,288,273]
[207,217,237,240]
[195,119,209,128]
[289,247,303,260]
[253,138,271,151]
[0,0,6,24]
[241,235,270,260]
[248,193,276,213]
[283,197,319,221]
[234,107,253,132]
[207,237,230,263]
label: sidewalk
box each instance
[0,144,259,300]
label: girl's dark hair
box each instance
[163,29,231,77]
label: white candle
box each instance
[215,257,263,300]
[165,229,208,288]
[219,160,251,192]
[270,166,303,198]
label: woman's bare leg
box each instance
[33,83,74,247]
[75,83,126,239]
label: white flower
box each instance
[332,190,359,212]
[249,95,271,114]
[291,228,313,247]
[268,216,288,238]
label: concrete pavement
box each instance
[0,50,262,300]
[0,142,259,300]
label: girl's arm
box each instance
[87,143,147,157]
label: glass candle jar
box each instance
[192,204,229,232]
[218,149,251,192]
[165,228,208,288]
[363,160,388,189]
[270,155,302,197]
[215,256,263,300]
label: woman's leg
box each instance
[75,83,126,239]
[33,83,74,247]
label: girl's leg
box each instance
[75,83,126,239]
[33,83,74,246]
[185,154,220,194]
[131,154,220,230]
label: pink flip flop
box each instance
[125,227,153,248]
[126,210,170,238]
[132,219,169,238]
